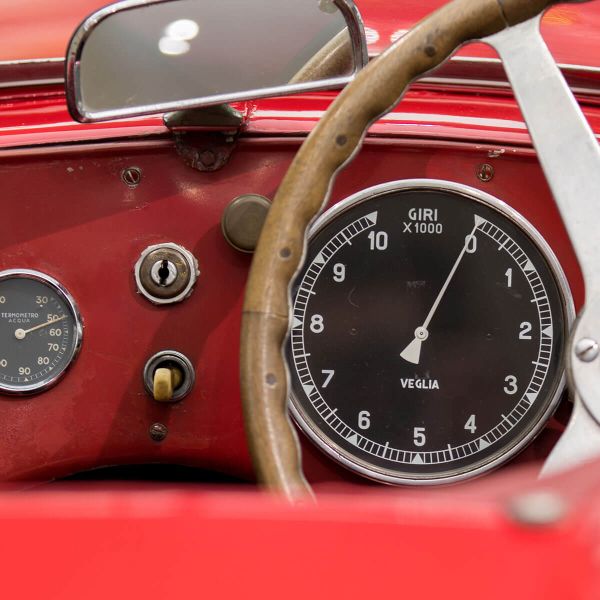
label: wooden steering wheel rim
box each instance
[240,0,560,501]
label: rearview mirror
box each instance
[66,0,367,122]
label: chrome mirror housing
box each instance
[65,0,367,122]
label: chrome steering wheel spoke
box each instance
[485,15,600,474]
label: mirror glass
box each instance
[69,0,364,121]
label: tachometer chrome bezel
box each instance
[0,269,83,396]
[288,179,575,486]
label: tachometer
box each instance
[0,270,83,395]
[288,180,573,485]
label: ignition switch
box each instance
[143,350,195,403]
[134,242,199,305]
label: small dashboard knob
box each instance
[153,366,183,402]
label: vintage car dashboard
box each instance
[0,69,590,487]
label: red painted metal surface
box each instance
[245,90,600,143]
[0,130,583,484]
[1,461,600,599]
[3,76,600,152]
[2,0,600,68]
[360,0,600,67]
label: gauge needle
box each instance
[400,215,484,365]
[14,315,66,340]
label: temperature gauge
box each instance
[0,270,83,395]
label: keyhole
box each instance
[158,260,170,285]
[149,258,178,288]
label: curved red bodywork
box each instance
[1,0,600,596]
[4,463,600,600]
[3,0,600,66]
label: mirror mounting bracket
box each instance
[171,130,239,173]
[163,104,244,132]
[164,104,244,173]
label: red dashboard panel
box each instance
[0,122,583,483]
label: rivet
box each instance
[477,163,495,182]
[265,373,277,386]
[424,45,437,57]
[336,134,348,147]
[279,247,292,259]
[149,422,168,442]
[121,166,142,187]
[575,338,599,362]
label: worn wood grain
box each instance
[240,0,561,500]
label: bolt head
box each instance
[149,423,168,442]
[575,338,599,362]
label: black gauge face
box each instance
[288,182,572,485]
[0,271,83,395]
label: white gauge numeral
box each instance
[0,296,5,304]
[465,415,477,434]
[47,343,59,351]
[37,357,50,366]
[519,322,532,340]
[333,263,346,283]
[413,427,426,447]
[310,315,324,334]
[465,234,477,254]
[36,296,48,306]
[505,268,513,288]
[504,375,518,395]
[18,367,31,376]
[321,369,335,388]
[49,328,62,337]
[368,231,388,251]
[0,359,6,367]
[358,411,371,430]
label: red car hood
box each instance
[2,0,600,68]
[361,0,600,67]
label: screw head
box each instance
[477,163,495,183]
[575,338,599,362]
[149,422,168,442]
[121,166,142,187]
